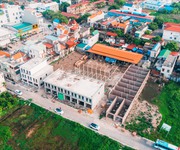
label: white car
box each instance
[14,90,22,96]
[89,123,100,131]
[55,108,64,115]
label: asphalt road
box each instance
[6,82,155,150]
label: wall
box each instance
[162,30,180,43]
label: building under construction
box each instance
[106,65,149,124]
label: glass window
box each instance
[89,99,92,103]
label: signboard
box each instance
[33,24,38,29]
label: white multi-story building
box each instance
[0,3,23,27]
[122,3,142,13]
[82,30,99,47]
[20,58,53,88]
[141,0,172,10]
[44,69,105,110]
[22,40,47,58]
[0,72,6,93]
[87,11,104,27]
[162,22,180,43]
[22,8,43,26]
[161,55,177,78]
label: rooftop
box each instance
[163,55,177,68]
[45,35,58,41]
[13,22,32,30]
[89,11,103,19]
[0,51,10,57]
[20,57,46,70]
[164,22,180,32]
[12,52,25,60]
[158,49,171,59]
[88,44,143,64]
[61,12,80,19]
[43,69,104,98]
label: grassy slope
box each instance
[150,12,180,23]
[126,82,180,146]
[0,103,132,150]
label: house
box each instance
[44,69,105,110]
[141,0,172,10]
[135,25,148,38]
[20,58,53,88]
[12,52,26,63]
[0,27,14,47]
[79,26,90,38]
[87,11,105,27]
[149,42,161,58]
[162,22,180,43]
[122,3,142,13]
[157,49,171,60]
[161,54,177,78]
[82,30,99,47]
[0,73,6,93]
[22,40,47,58]
[61,12,80,19]
[68,20,80,39]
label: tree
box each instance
[148,22,158,31]
[154,17,164,28]
[48,24,52,28]
[114,0,125,7]
[145,30,151,35]
[108,4,119,10]
[59,2,70,12]
[20,5,25,10]
[152,35,162,42]
[0,125,12,143]
[76,13,91,23]
[114,29,124,37]
[165,41,179,51]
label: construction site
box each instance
[51,50,149,124]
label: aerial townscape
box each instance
[0,0,180,149]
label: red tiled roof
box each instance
[170,52,179,56]
[12,52,25,60]
[164,22,180,32]
[127,44,136,50]
[106,32,117,37]
[88,44,143,64]
[61,12,80,19]
[44,43,54,49]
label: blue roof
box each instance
[77,43,87,49]
[105,57,117,63]
[152,43,161,51]
[53,18,60,23]
[124,3,133,7]
[85,46,91,50]
[45,35,58,41]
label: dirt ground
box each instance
[126,100,162,128]
[53,51,83,71]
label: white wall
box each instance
[162,30,180,43]
[87,12,104,26]
[82,33,99,47]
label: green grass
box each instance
[126,82,180,146]
[150,12,180,23]
[0,102,132,150]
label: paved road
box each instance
[7,82,155,150]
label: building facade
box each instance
[20,58,53,88]
[0,3,23,27]
[87,11,105,27]
[0,72,6,93]
[162,22,180,43]
[44,69,105,110]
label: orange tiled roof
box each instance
[12,52,25,60]
[61,12,80,19]
[164,22,180,32]
[106,32,117,37]
[111,20,129,29]
[0,50,10,57]
[57,24,65,30]
[59,44,66,50]
[44,43,54,49]
[89,11,103,19]
[88,44,143,64]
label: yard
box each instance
[125,81,180,146]
[0,98,132,150]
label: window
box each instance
[167,70,170,73]
[170,37,172,39]
[174,37,176,40]
[162,68,165,72]
[40,77,42,80]
[82,96,84,100]
[89,99,92,103]
[86,98,88,102]
[79,95,81,99]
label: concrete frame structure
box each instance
[74,60,118,81]
[106,65,149,124]
[43,69,105,110]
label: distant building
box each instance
[60,0,72,5]
[141,0,172,10]
[44,69,105,110]
[82,30,99,47]
[87,11,105,27]
[0,73,6,93]
[122,3,142,13]
[162,22,180,43]
[161,54,177,78]
[20,58,53,88]
[0,3,23,27]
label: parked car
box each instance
[89,123,100,131]
[14,90,22,96]
[54,108,64,115]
